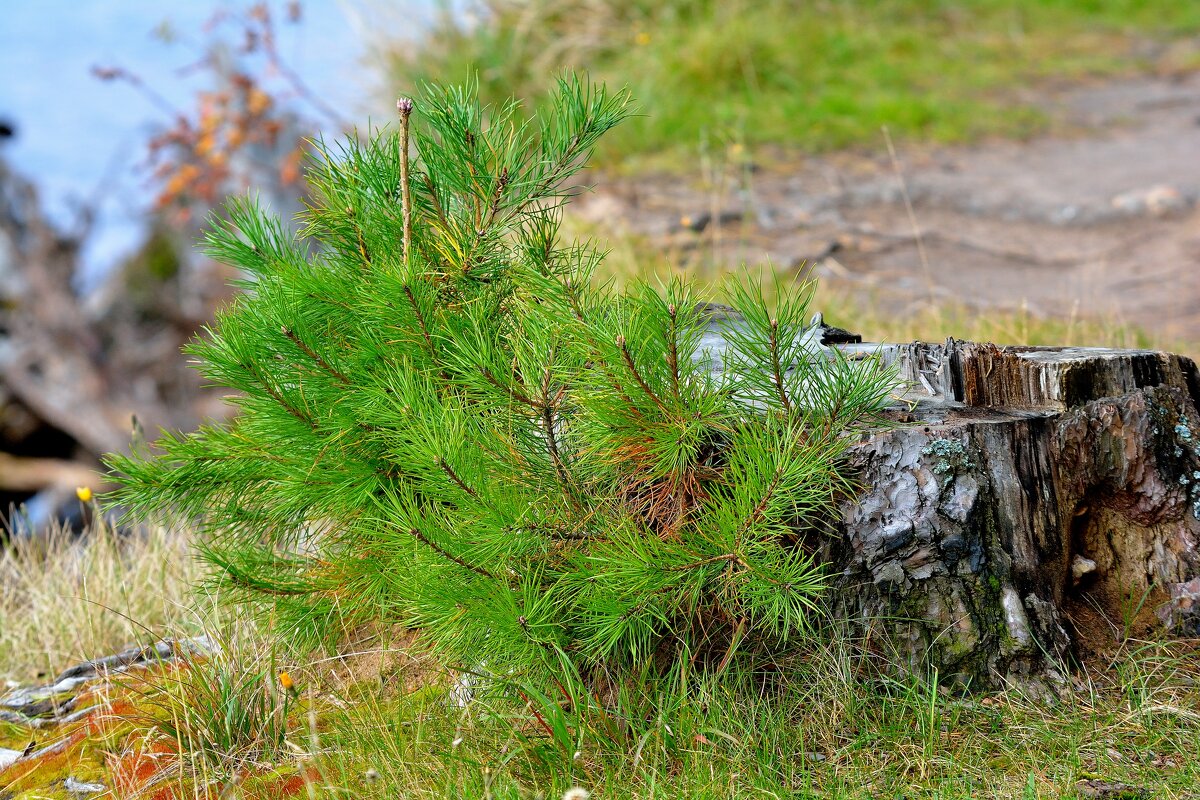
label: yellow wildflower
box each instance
[76,486,93,503]
[279,671,295,692]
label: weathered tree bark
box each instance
[825,339,1200,693]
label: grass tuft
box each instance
[0,480,1196,798]
[119,632,297,788]
[301,626,1200,798]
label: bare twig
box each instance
[397,97,415,269]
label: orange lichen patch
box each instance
[0,688,150,796]
[87,697,139,736]
[0,653,332,799]
[264,771,308,796]
[108,738,177,789]
[4,705,151,785]
[241,765,323,798]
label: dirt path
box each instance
[575,73,1200,344]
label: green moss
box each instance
[0,720,29,748]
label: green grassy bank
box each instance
[388,0,1200,168]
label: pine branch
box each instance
[347,206,371,264]
[734,459,789,550]
[554,278,647,419]
[226,570,315,597]
[422,173,449,230]
[402,284,439,364]
[540,393,571,489]
[477,166,511,235]
[280,326,350,385]
[479,366,540,408]
[666,303,681,400]
[407,527,494,579]
[607,373,646,420]
[664,553,738,573]
[617,335,669,414]
[437,457,480,500]
[239,361,317,430]
[768,318,793,415]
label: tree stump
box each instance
[825,339,1200,693]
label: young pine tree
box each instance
[107,77,895,701]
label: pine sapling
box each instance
[107,76,896,720]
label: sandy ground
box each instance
[575,72,1200,344]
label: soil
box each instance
[574,72,1200,345]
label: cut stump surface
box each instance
[824,339,1200,692]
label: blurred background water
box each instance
[0,1,415,284]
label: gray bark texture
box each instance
[826,339,1200,693]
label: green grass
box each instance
[299,631,1200,799]
[387,0,1200,169]
[130,640,295,785]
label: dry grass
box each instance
[0,518,205,683]
[0,274,1194,797]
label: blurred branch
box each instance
[251,2,351,129]
[93,1,344,220]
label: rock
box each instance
[64,776,107,796]
[1075,779,1149,799]
[676,209,744,233]
[808,312,863,345]
[0,748,22,770]
[1111,184,1188,216]
[0,637,229,796]
[0,637,216,728]
[1071,554,1098,582]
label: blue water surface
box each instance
[0,1,423,283]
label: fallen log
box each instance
[0,452,97,493]
[823,339,1200,694]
